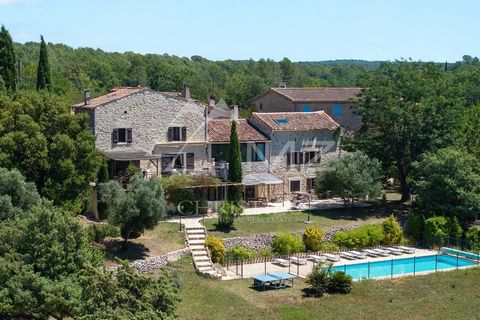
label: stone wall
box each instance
[222,225,359,252]
[130,248,190,274]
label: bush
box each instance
[328,271,353,294]
[382,214,403,245]
[465,227,480,250]
[423,216,463,246]
[446,216,463,240]
[161,175,201,215]
[272,233,305,255]
[86,223,120,243]
[205,236,226,264]
[303,226,325,251]
[305,264,330,296]
[229,246,254,260]
[217,201,243,229]
[406,212,425,241]
[333,225,384,249]
[320,242,339,252]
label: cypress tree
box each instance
[36,35,52,91]
[0,26,18,93]
[227,120,243,202]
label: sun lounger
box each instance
[272,258,289,267]
[362,249,380,257]
[307,255,326,263]
[384,247,404,255]
[289,256,307,265]
[340,251,357,260]
[396,246,415,254]
[349,250,367,259]
[371,249,390,256]
[322,253,340,262]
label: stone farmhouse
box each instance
[73,86,341,204]
[250,86,363,131]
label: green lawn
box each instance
[106,222,185,261]
[169,257,480,320]
[203,208,386,238]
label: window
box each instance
[307,178,316,191]
[274,118,289,124]
[333,104,343,116]
[252,143,265,162]
[112,128,132,144]
[303,104,312,112]
[168,126,187,141]
[161,153,185,172]
[259,102,263,110]
[212,144,229,162]
[287,151,321,166]
[290,180,301,192]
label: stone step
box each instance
[196,261,213,267]
[188,239,205,245]
[185,227,205,231]
[186,228,205,233]
[192,250,209,256]
[187,234,206,240]
[194,256,210,262]
[189,245,206,251]
[198,266,215,273]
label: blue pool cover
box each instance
[332,254,477,280]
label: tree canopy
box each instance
[36,35,52,91]
[0,26,17,93]
[316,151,382,207]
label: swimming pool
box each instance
[332,254,477,280]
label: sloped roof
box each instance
[73,87,146,108]
[208,119,268,143]
[252,87,363,103]
[250,111,339,132]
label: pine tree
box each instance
[36,35,52,91]
[0,26,18,93]
[227,120,243,202]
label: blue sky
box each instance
[1,0,479,62]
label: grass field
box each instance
[169,257,480,320]
[106,222,185,261]
[203,208,387,238]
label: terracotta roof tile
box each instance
[250,111,339,132]
[73,87,146,108]
[254,87,363,103]
[208,119,268,143]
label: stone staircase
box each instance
[185,226,220,277]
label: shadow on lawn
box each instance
[206,223,238,234]
[104,239,151,261]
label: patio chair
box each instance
[307,254,326,263]
[272,258,290,267]
[289,256,307,265]
[348,250,367,259]
[396,246,415,254]
[362,249,380,257]
[371,248,390,256]
[384,247,404,255]
[340,252,357,260]
[322,253,340,262]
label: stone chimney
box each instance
[181,83,191,99]
[84,90,91,106]
[208,95,215,107]
[230,105,239,121]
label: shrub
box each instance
[258,248,273,257]
[205,236,226,264]
[465,227,480,250]
[320,242,339,252]
[305,264,330,296]
[303,226,325,251]
[406,212,425,240]
[446,216,463,240]
[161,175,201,215]
[272,233,305,255]
[217,201,243,229]
[328,271,353,294]
[333,225,384,249]
[382,214,403,245]
[229,246,254,260]
[86,223,120,243]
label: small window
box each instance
[303,104,312,112]
[252,143,265,162]
[168,126,187,141]
[290,180,301,192]
[274,118,289,124]
[112,128,132,144]
[259,102,263,110]
[333,104,343,116]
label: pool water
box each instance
[332,254,477,280]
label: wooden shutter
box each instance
[161,156,170,172]
[299,152,304,164]
[304,152,310,164]
[127,128,133,143]
[307,178,313,190]
[167,127,173,141]
[112,129,118,143]
[286,152,291,166]
[186,153,194,169]
[181,127,187,141]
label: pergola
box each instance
[101,151,163,177]
[242,173,285,206]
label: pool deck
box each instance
[222,248,478,280]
